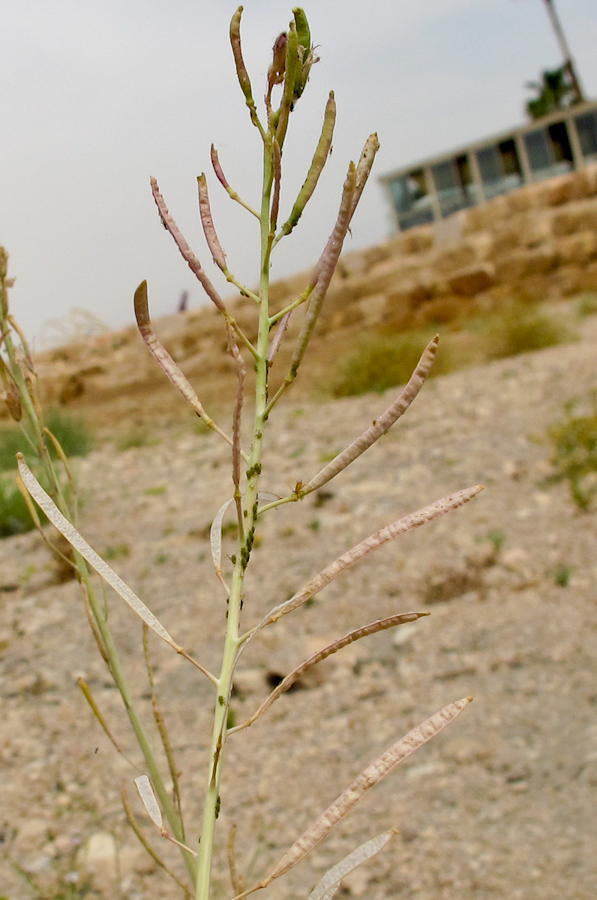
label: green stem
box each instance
[82,570,196,882]
[1,298,194,883]
[268,283,313,326]
[1,330,68,512]
[194,126,276,900]
[257,493,298,516]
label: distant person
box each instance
[178,290,189,313]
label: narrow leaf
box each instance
[43,426,76,492]
[263,697,472,883]
[135,775,163,829]
[80,581,110,665]
[302,336,438,494]
[17,455,180,650]
[308,829,397,900]
[266,485,483,625]
[15,472,43,530]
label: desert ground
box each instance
[1,312,597,900]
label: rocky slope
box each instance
[17,164,596,433]
[1,312,597,900]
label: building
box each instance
[380,99,597,232]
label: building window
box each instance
[431,155,476,218]
[389,169,435,230]
[383,101,597,232]
[524,121,574,181]
[575,110,597,160]
[476,139,523,199]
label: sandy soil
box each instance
[1,318,596,900]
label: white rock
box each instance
[79,831,118,889]
[392,622,419,647]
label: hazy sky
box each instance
[1,0,596,345]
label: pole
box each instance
[542,0,585,102]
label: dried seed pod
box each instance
[268,32,287,90]
[4,383,22,421]
[264,698,472,883]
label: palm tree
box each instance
[526,65,579,120]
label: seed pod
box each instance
[268,32,287,91]
[229,6,259,127]
[292,8,315,104]
[293,7,311,62]
[4,383,22,422]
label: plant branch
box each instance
[230,7,265,136]
[150,177,227,313]
[134,281,246,454]
[211,145,260,219]
[198,174,259,302]
[230,612,429,733]
[143,625,185,825]
[274,91,336,245]
[302,335,439,494]
[260,697,472,885]
[122,785,193,898]
[17,456,218,686]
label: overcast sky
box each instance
[1,0,596,345]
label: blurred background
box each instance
[1,0,596,345]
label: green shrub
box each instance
[0,409,89,537]
[0,409,92,472]
[115,424,158,450]
[490,305,572,359]
[330,331,443,397]
[485,529,507,553]
[0,472,43,537]
[576,292,597,318]
[546,397,597,511]
[0,427,30,471]
[44,409,94,458]
[554,564,573,587]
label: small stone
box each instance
[232,669,268,696]
[79,831,118,889]
[501,548,530,571]
[392,622,419,648]
[448,263,495,296]
[22,854,52,874]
